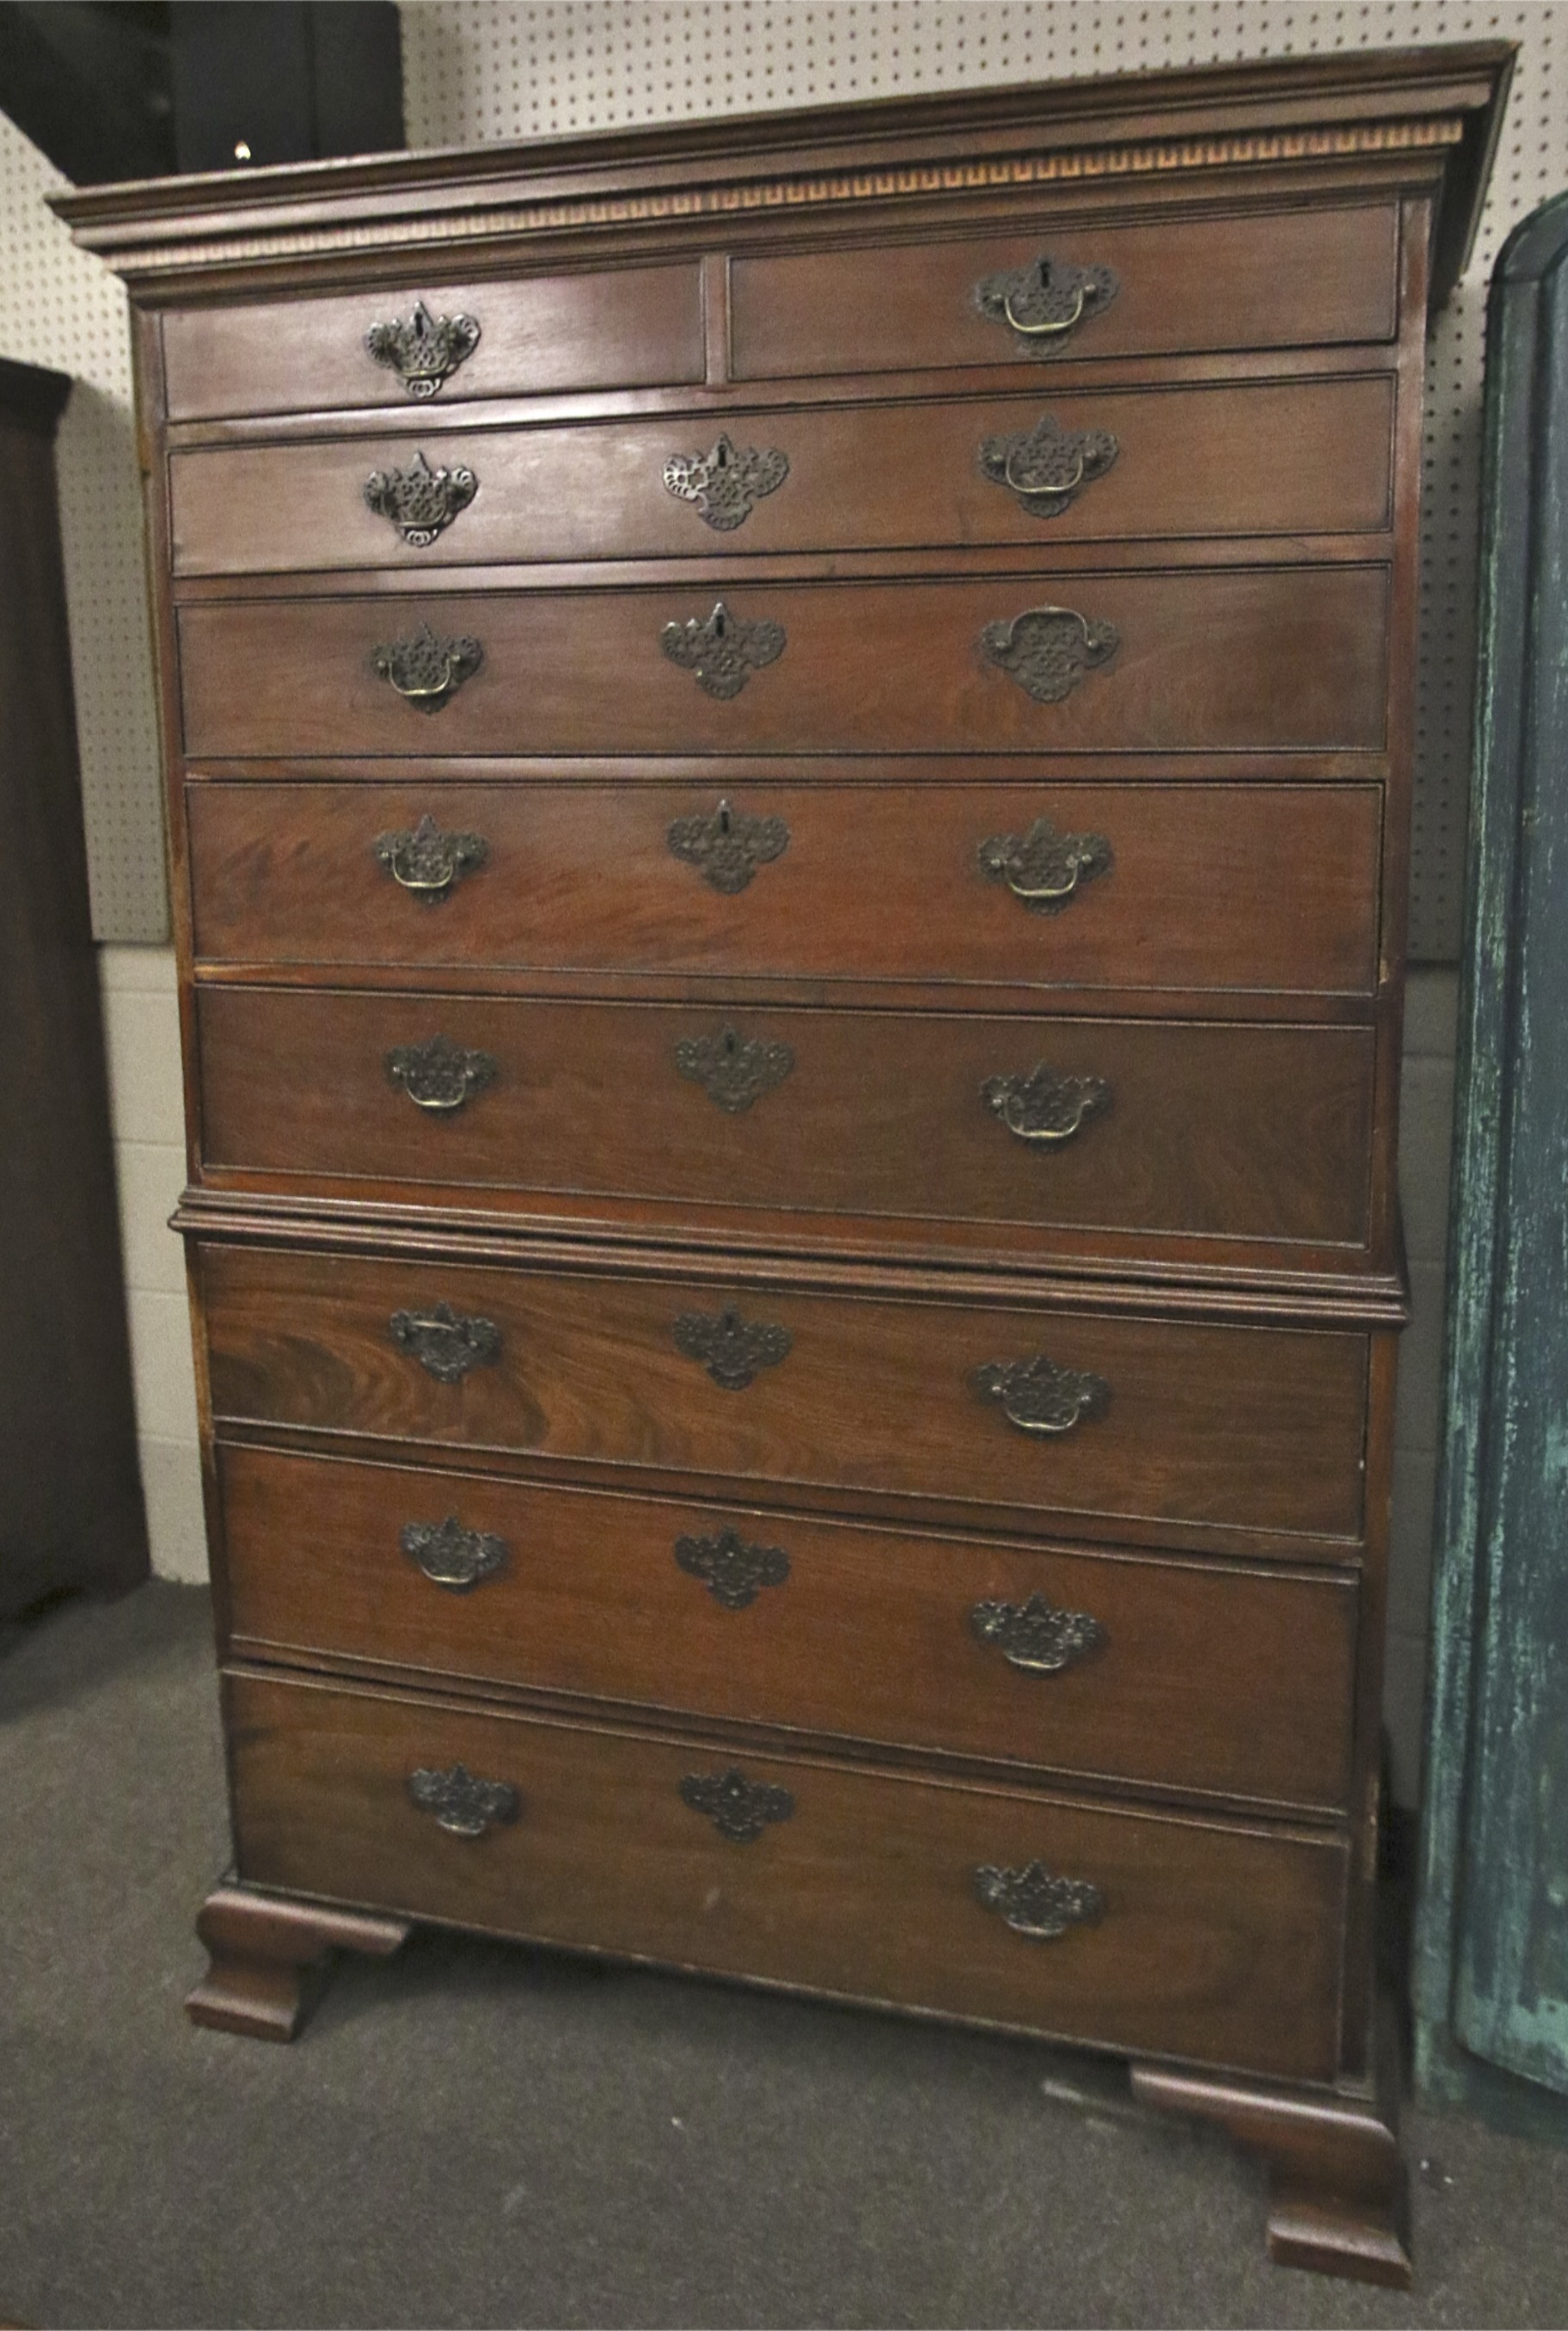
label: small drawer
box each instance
[730,205,1399,380]
[176,567,1389,762]
[195,985,1375,1254]
[218,1444,1359,1811]
[199,1243,1369,1555]
[161,264,706,422]
[226,1667,1348,2080]
[166,374,1396,575]
[186,778,1384,999]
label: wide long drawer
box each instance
[199,1244,1369,1555]
[185,780,1384,1000]
[729,206,1399,378]
[226,1668,1348,2080]
[161,263,706,421]
[195,985,1375,1252]
[175,567,1390,760]
[168,375,1395,574]
[218,1445,1358,1811]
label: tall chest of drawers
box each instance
[60,46,1510,2288]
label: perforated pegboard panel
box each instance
[0,111,166,942]
[403,0,1566,963]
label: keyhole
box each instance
[721,1030,739,1058]
[717,800,732,834]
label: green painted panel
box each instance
[1415,191,1568,2102]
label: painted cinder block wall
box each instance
[6,2,1565,1807]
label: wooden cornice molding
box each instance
[52,41,1512,307]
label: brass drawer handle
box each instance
[661,600,786,699]
[365,300,481,398]
[373,813,489,901]
[675,1023,793,1113]
[680,1767,794,1842]
[971,1354,1111,1437]
[982,1064,1111,1145]
[977,816,1112,913]
[981,606,1118,704]
[675,1524,790,1609]
[364,449,478,546]
[974,1861,1103,1940]
[384,1034,497,1112]
[663,433,790,531]
[401,1516,508,1592]
[389,1302,501,1383]
[974,256,1118,348]
[672,1304,793,1390]
[371,622,483,710]
[980,413,1119,515]
[970,1592,1107,1675]
[667,797,789,893]
[408,1761,517,1837]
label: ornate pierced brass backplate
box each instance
[666,798,790,893]
[674,1023,794,1113]
[372,813,489,902]
[674,1524,791,1610]
[389,1302,502,1383]
[401,1516,509,1592]
[661,601,786,699]
[977,815,1112,915]
[971,1353,1112,1436]
[981,1063,1112,1145]
[662,433,790,530]
[973,255,1119,350]
[383,1033,497,1112]
[679,1767,794,1842]
[407,1762,518,1837]
[371,622,483,711]
[969,1592,1107,1674]
[364,449,479,546]
[978,410,1119,514]
[671,1305,793,1390]
[980,606,1119,703]
[365,300,481,398]
[973,1861,1104,1939]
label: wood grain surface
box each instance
[226,1665,1349,2080]
[185,778,1384,999]
[199,1242,1370,1549]
[217,1441,1359,1810]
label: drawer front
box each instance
[167,375,1395,575]
[199,1244,1369,1550]
[187,780,1383,999]
[197,986,1375,1250]
[176,568,1389,761]
[227,1669,1347,2080]
[161,265,706,421]
[730,206,1399,380]
[219,1445,1358,1810]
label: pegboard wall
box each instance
[401,0,1567,963]
[0,109,165,942]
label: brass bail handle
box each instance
[389,846,460,893]
[387,653,457,703]
[996,1090,1097,1145]
[1003,445,1086,500]
[1006,860,1084,905]
[1002,1399,1082,1437]
[1003,277,1087,337]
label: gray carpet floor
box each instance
[3,1582,1567,2331]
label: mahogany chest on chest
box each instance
[59,44,1511,2286]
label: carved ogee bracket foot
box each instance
[1130,2061,1411,2290]
[186,1883,411,2043]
